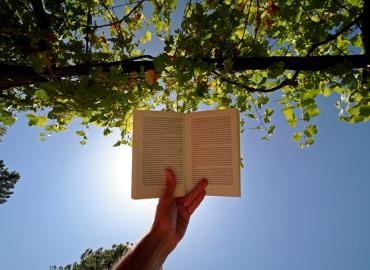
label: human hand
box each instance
[151,168,208,252]
[113,169,207,270]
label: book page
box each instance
[132,110,186,199]
[187,109,240,196]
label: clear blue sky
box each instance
[1,2,370,270]
[1,96,370,270]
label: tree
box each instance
[0,0,369,147]
[0,124,6,141]
[0,160,20,204]
[49,243,137,270]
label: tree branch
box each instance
[29,0,50,31]
[0,56,154,90]
[94,0,146,29]
[361,0,369,55]
[100,0,124,38]
[85,1,92,58]
[306,14,362,56]
[1,54,370,91]
[216,14,365,94]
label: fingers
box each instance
[176,202,190,240]
[187,189,206,215]
[177,202,190,222]
[162,168,176,199]
[183,178,208,208]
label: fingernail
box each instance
[201,178,208,185]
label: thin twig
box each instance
[94,0,146,29]
[100,0,124,38]
[250,94,269,133]
[85,1,92,60]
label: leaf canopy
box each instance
[0,0,369,147]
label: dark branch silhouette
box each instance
[30,0,50,31]
[362,0,369,55]
[1,11,369,92]
[212,14,368,93]
[94,0,146,29]
[1,55,369,91]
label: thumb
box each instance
[162,168,176,198]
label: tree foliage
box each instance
[0,160,20,204]
[49,243,133,270]
[0,124,6,140]
[0,0,369,147]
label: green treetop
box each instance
[0,160,20,204]
[0,0,369,147]
[49,243,134,270]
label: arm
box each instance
[113,168,208,270]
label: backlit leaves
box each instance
[26,114,48,128]
[145,69,158,85]
[139,31,152,43]
[0,0,367,147]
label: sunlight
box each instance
[97,144,157,221]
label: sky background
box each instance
[1,1,370,270]
[1,93,370,270]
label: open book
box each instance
[131,108,241,199]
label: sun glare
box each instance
[100,144,157,220]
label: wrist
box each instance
[148,227,176,254]
[115,229,174,270]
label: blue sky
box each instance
[1,94,370,270]
[1,1,370,269]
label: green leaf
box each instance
[304,125,317,137]
[258,96,269,107]
[351,34,362,47]
[359,105,370,117]
[267,125,276,136]
[293,132,302,142]
[103,128,112,136]
[30,56,44,73]
[246,113,256,120]
[305,104,320,118]
[124,5,131,14]
[37,116,48,128]
[281,106,294,120]
[113,140,122,147]
[26,114,38,126]
[322,87,333,97]
[287,118,298,128]
[346,0,362,7]
[282,106,297,127]
[35,89,49,100]
[301,98,315,106]
[0,111,16,126]
[25,114,48,128]
[235,28,245,39]
[76,130,86,137]
[265,108,274,116]
[30,53,49,73]
[303,89,320,100]
[139,31,152,43]
[311,15,320,22]
[303,112,310,121]
[305,138,314,146]
[264,108,274,123]
[223,58,233,71]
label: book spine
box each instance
[185,113,190,194]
